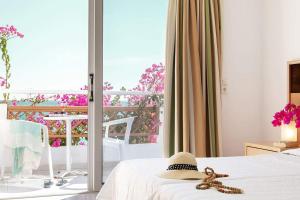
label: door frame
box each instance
[88,0,103,192]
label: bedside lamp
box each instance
[281,122,297,142]
[274,121,298,148]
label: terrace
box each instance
[0,89,164,198]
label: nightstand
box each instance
[244,142,293,156]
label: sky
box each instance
[0,0,168,91]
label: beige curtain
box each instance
[164,0,222,157]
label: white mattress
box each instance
[97,153,300,200]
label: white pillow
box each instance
[282,148,300,156]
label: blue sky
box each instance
[0,0,168,91]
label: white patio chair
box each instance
[117,108,164,160]
[103,117,135,161]
[0,119,54,180]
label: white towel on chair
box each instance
[0,120,45,176]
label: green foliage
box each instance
[0,37,11,101]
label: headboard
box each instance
[287,59,300,146]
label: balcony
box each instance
[0,90,163,198]
[2,90,163,171]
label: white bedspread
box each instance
[97,153,300,200]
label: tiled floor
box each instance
[24,192,98,200]
[0,162,117,200]
[0,172,88,200]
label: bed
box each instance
[97,149,300,200]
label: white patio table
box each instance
[43,115,88,172]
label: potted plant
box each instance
[272,103,299,147]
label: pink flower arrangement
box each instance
[272,103,300,128]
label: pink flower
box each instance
[55,121,61,128]
[296,119,300,128]
[273,112,283,120]
[16,32,24,38]
[272,119,281,127]
[152,64,158,69]
[12,100,17,106]
[0,77,6,87]
[9,25,16,33]
[27,115,34,121]
[126,63,165,105]
[145,68,152,73]
[0,25,24,39]
[148,134,157,143]
[284,103,296,112]
[271,103,300,128]
[51,138,62,147]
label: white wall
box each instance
[262,0,300,141]
[221,0,264,156]
[221,0,300,156]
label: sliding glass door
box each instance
[0,0,89,198]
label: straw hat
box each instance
[159,152,207,180]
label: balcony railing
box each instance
[2,90,163,145]
[8,106,88,140]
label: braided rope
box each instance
[196,167,243,194]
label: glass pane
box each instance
[0,0,88,198]
[103,0,168,181]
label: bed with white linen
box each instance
[97,149,300,200]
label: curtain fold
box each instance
[164,0,222,157]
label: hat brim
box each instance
[159,170,208,180]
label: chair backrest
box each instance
[0,104,7,119]
[103,117,135,144]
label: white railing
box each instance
[4,89,164,145]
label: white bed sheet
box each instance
[97,153,300,200]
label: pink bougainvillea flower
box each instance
[55,121,61,128]
[296,119,300,128]
[9,25,16,33]
[0,77,6,87]
[283,116,291,125]
[148,134,157,143]
[0,25,24,39]
[12,100,17,106]
[126,63,165,106]
[272,103,300,128]
[145,68,152,73]
[272,119,281,127]
[51,138,62,147]
[273,112,283,120]
[78,137,88,145]
[16,32,24,38]
[284,103,296,112]
[27,115,34,121]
